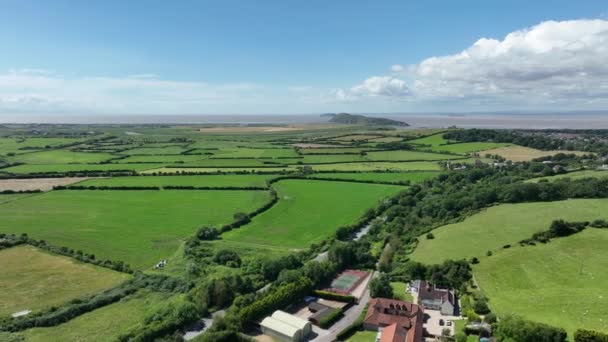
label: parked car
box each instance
[446,320,452,326]
[439,319,445,326]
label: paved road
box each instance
[310,275,374,342]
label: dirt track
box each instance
[0,177,88,192]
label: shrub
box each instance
[426,232,435,239]
[312,290,356,304]
[318,308,343,329]
[574,329,608,342]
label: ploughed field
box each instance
[221,179,404,250]
[0,245,129,317]
[0,190,271,269]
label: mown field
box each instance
[475,228,608,336]
[21,291,179,342]
[479,145,589,162]
[411,199,608,264]
[0,245,129,317]
[0,190,271,269]
[221,179,404,250]
[78,174,276,188]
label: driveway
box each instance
[423,309,459,337]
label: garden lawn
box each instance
[310,171,439,184]
[9,150,115,164]
[347,330,378,342]
[411,199,608,264]
[0,190,271,269]
[22,290,177,342]
[78,174,276,188]
[474,228,608,336]
[222,179,403,250]
[0,245,129,316]
[1,163,165,174]
[390,282,413,302]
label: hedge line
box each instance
[0,189,42,194]
[312,290,356,304]
[220,189,278,233]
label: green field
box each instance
[411,199,608,264]
[475,228,608,335]
[78,174,276,188]
[140,166,295,174]
[0,138,86,155]
[222,179,403,250]
[309,161,442,171]
[390,282,414,302]
[429,142,510,154]
[120,146,188,155]
[178,158,289,167]
[22,290,176,342]
[408,133,449,147]
[2,163,165,174]
[9,150,115,164]
[527,169,608,183]
[0,190,271,269]
[310,171,439,184]
[0,245,129,316]
[0,193,32,204]
[117,154,207,163]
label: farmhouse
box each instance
[260,310,312,342]
[411,280,456,316]
[363,298,424,342]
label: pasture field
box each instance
[474,228,608,335]
[221,179,403,249]
[526,169,608,183]
[479,145,588,161]
[297,147,376,154]
[1,163,165,174]
[310,171,439,184]
[408,133,449,147]
[364,150,463,161]
[178,158,291,167]
[9,150,115,164]
[300,154,367,164]
[428,142,510,154]
[0,137,86,155]
[117,154,206,163]
[140,166,295,174]
[0,245,129,317]
[368,136,404,143]
[309,161,442,171]
[208,147,298,158]
[0,190,271,269]
[78,174,276,188]
[120,146,189,155]
[410,199,608,264]
[22,290,178,342]
[0,193,32,204]
[332,134,383,141]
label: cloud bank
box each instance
[341,19,608,108]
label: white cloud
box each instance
[335,19,608,108]
[0,70,262,114]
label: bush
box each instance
[426,232,435,239]
[370,274,393,298]
[473,297,490,314]
[484,312,497,324]
[495,315,567,342]
[574,329,608,342]
[318,308,343,329]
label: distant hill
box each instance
[322,113,409,126]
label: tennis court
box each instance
[327,270,369,294]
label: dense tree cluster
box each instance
[494,315,567,342]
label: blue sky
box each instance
[0,0,607,115]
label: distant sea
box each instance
[2,112,608,129]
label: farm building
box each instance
[411,280,456,316]
[260,310,311,342]
[363,298,424,342]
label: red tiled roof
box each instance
[364,298,424,342]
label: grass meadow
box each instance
[221,179,403,250]
[310,171,439,183]
[78,174,276,188]
[410,199,608,264]
[474,228,608,336]
[309,161,442,172]
[22,291,179,342]
[526,169,608,183]
[478,145,588,162]
[0,190,271,269]
[2,163,165,174]
[0,246,129,317]
[9,150,115,164]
